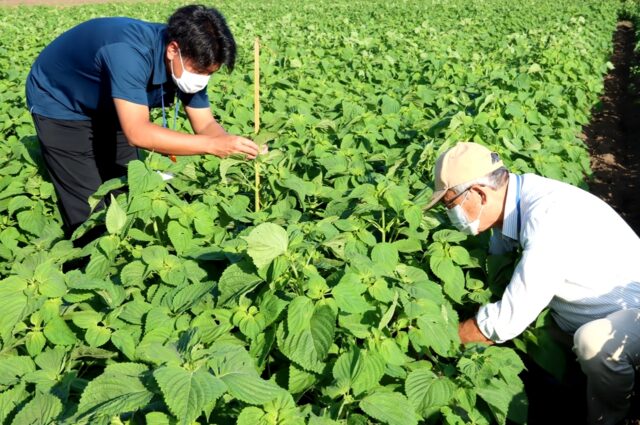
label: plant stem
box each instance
[254,161,260,212]
[381,209,386,242]
[336,397,346,419]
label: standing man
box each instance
[423,142,640,425]
[26,5,264,234]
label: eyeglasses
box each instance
[443,189,470,210]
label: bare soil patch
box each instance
[0,0,153,6]
[524,20,640,425]
[583,21,640,235]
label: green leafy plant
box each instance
[0,0,621,423]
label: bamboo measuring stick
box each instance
[254,37,261,212]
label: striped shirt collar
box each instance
[501,173,520,241]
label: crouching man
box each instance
[423,142,640,425]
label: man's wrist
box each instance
[459,317,494,345]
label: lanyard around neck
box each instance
[160,83,179,162]
[160,83,180,130]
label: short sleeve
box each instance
[98,43,152,106]
[177,88,210,109]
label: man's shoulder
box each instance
[522,173,594,206]
[79,16,162,30]
[77,17,165,48]
[521,173,631,242]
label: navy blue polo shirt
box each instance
[26,17,209,120]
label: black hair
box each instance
[167,5,236,72]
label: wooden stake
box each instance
[254,37,260,135]
[254,37,261,212]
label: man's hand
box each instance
[459,317,494,345]
[207,135,267,159]
[186,107,268,160]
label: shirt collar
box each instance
[501,173,519,241]
[151,26,169,86]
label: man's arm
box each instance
[459,317,494,345]
[185,104,228,137]
[185,106,267,158]
[113,99,261,158]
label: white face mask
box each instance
[171,48,210,94]
[446,191,484,235]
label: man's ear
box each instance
[166,41,179,61]
[472,185,487,204]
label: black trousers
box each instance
[31,113,138,232]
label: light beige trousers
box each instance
[573,308,640,425]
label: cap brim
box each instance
[423,189,447,211]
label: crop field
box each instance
[0,0,634,424]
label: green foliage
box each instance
[359,391,419,425]
[0,0,620,423]
[153,366,226,425]
[75,363,154,421]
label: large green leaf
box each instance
[167,221,192,256]
[0,286,27,341]
[128,160,164,196]
[359,391,419,425]
[145,411,177,425]
[333,348,385,396]
[242,223,288,269]
[288,363,317,394]
[476,377,528,425]
[17,204,46,236]
[85,325,112,347]
[429,252,465,303]
[25,332,46,357]
[33,261,66,298]
[120,260,148,287]
[34,347,67,375]
[217,261,263,306]
[0,357,36,387]
[169,281,213,314]
[237,394,305,425]
[111,330,137,360]
[43,317,77,346]
[11,392,62,425]
[0,383,29,423]
[371,243,398,276]
[77,363,154,419]
[405,369,455,419]
[382,183,409,214]
[277,297,336,373]
[413,309,460,358]
[142,245,170,270]
[332,272,372,314]
[381,95,401,115]
[105,195,127,235]
[218,369,284,405]
[208,343,284,405]
[153,366,226,425]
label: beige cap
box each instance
[424,142,503,210]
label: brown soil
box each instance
[583,21,640,235]
[546,19,640,425]
[0,0,152,6]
